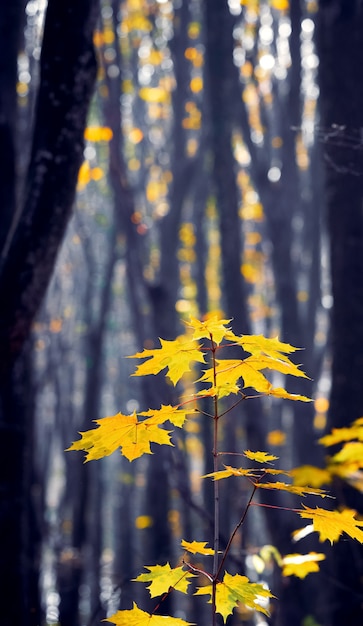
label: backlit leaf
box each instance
[290,465,332,488]
[199,359,271,393]
[139,404,197,427]
[243,450,279,463]
[256,481,329,498]
[129,336,205,385]
[195,572,274,621]
[203,466,259,481]
[330,442,363,466]
[66,411,173,462]
[203,465,290,481]
[181,539,214,555]
[196,382,240,399]
[133,563,195,597]
[267,387,311,402]
[319,421,363,447]
[225,332,299,361]
[104,603,194,626]
[244,354,308,379]
[298,506,363,544]
[281,553,325,579]
[185,315,232,345]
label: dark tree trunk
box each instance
[0,0,26,255]
[0,1,99,623]
[316,3,363,624]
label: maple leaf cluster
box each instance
[67,316,310,462]
[66,315,363,625]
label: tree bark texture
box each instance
[0,0,99,623]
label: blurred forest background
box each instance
[1,0,363,625]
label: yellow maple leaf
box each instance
[298,506,363,544]
[290,465,332,488]
[66,411,173,462]
[133,563,195,597]
[244,354,308,380]
[330,442,363,466]
[256,481,329,498]
[139,404,197,427]
[319,421,363,447]
[243,450,279,463]
[181,539,214,555]
[202,466,259,481]
[281,553,325,579]
[195,572,274,622]
[199,359,271,393]
[196,381,240,399]
[225,332,298,361]
[104,603,194,625]
[185,315,232,345]
[129,336,205,385]
[267,387,311,402]
[203,465,289,481]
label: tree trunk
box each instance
[0,1,99,623]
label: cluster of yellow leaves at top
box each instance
[67,316,311,463]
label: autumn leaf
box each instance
[104,603,194,626]
[199,359,271,393]
[256,481,329,498]
[133,563,195,597]
[202,466,260,481]
[129,336,205,385]
[243,450,279,463]
[319,420,363,447]
[267,386,311,402]
[281,553,325,579]
[225,332,299,362]
[139,404,197,428]
[203,465,290,481]
[181,539,215,555]
[196,381,240,399]
[330,442,363,466]
[244,354,309,380]
[298,506,363,544]
[290,465,332,488]
[195,572,274,622]
[66,411,173,462]
[185,315,232,345]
